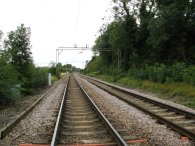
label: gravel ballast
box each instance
[75,75,193,146]
[0,78,67,146]
[85,75,195,115]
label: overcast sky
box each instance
[0,0,111,68]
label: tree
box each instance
[86,0,195,77]
[112,0,138,69]
[94,35,112,65]
[49,61,57,75]
[148,1,195,64]
[185,0,195,64]
[4,24,33,83]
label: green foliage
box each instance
[89,0,195,71]
[168,63,186,82]
[49,62,80,79]
[148,64,167,83]
[127,63,195,85]
[84,56,105,74]
[56,63,62,79]
[0,25,51,105]
[128,64,168,83]
[51,75,58,83]
[91,74,195,109]
[31,67,49,88]
[94,16,137,70]
[4,24,35,92]
[0,54,19,105]
[20,65,50,95]
[148,1,195,64]
[61,64,80,73]
[49,61,57,76]
[117,77,195,109]
[84,0,195,108]
[183,66,195,85]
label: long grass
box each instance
[94,75,195,109]
[51,75,59,84]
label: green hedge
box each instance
[0,56,19,105]
[128,63,195,85]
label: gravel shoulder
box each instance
[0,77,68,146]
[0,88,48,130]
[75,74,193,146]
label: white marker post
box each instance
[48,73,51,86]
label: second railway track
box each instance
[81,75,195,144]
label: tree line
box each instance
[0,24,51,105]
[84,0,195,84]
[0,25,81,106]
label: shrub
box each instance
[127,63,193,85]
[0,55,19,105]
[183,66,195,85]
[31,67,49,89]
[128,64,167,83]
[169,62,186,82]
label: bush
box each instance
[21,67,49,94]
[84,56,104,74]
[51,75,58,83]
[0,55,19,105]
[183,66,195,85]
[31,67,49,89]
[127,63,194,85]
[147,64,167,83]
[168,62,186,82]
[128,64,167,83]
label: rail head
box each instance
[50,75,70,146]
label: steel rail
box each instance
[75,75,128,146]
[81,75,195,141]
[50,75,70,146]
[81,75,195,118]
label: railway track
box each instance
[51,75,126,146]
[27,75,144,146]
[80,75,195,143]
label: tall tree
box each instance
[185,0,195,64]
[147,0,195,64]
[93,27,113,66]
[135,0,154,65]
[4,24,34,85]
[112,0,138,69]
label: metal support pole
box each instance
[55,45,90,75]
[56,49,58,75]
[48,73,51,86]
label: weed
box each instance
[94,75,195,109]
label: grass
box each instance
[51,75,59,84]
[92,75,195,109]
